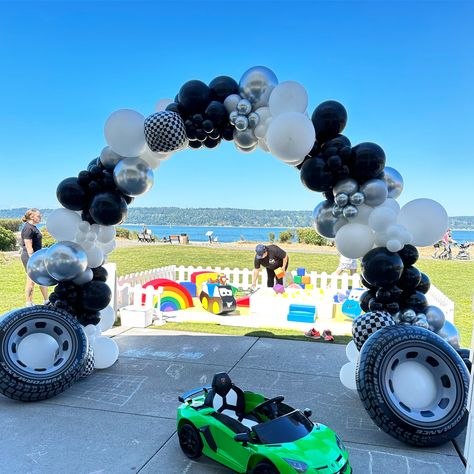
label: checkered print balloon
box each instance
[352,311,395,350]
[144,111,187,152]
[80,346,95,378]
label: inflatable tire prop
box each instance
[356,325,469,447]
[456,348,471,373]
[0,306,88,401]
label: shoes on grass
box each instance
[304,328,321,339]
[322,329,334,342]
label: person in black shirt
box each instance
[252,244,289,288]
[20,208,49,306]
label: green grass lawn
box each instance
[1,246,473,346]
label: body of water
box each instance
[121,224,474,244]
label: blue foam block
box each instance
[287,311,316,323]
[180,281,197,297]
[289,304,316,314]
[296,267,306,276]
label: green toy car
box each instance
[177,372,351,473]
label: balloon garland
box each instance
[11,66,468,444]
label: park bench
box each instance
[168,235,181,244]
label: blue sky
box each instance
[0,1,472,216]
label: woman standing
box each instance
[20,208,49,306]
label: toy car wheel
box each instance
[250,461,278,474]
[0,306,88,401]
[178,422,203,459]
[357,325,469,446]
[202,297,209,311]
[212,301,220,314]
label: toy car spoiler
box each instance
[178,386,212,403]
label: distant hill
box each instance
[2,207,473,229]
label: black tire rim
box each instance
[3,313,79,377]
[380,341,464,427]
[255,464,277,474]
[179,424,201,457]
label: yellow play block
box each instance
[305,284,314,290]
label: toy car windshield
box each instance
[253,409,313,444]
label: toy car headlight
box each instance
[283,458,308,473]
[336,435,346,452]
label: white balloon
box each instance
[254,118,271,139]
[92,225,116,244]
[139,144,168,169]
[339,362,357,390]
[155,98,173,112]
[266,112,315,162]
[255,106,271,123]
[386,239,403,252]
[269,81,308,117]
[17,333,59,368]
[349,204,373,225]
[374,232,389,247]
[104,109,146,158]
[46,208,82,241]
[92,336,119,369]
[380,197,401,213]
[387,223,411,244]
[78,221,91,233]
[99,239,116,255]
[397,198,449,247]
[99,306,116,332]
[83,324,97,338]
[345,340,359,363]
[335,223,375,259]
[258,139,270,152]
[368,206,398,232]
[85,245,104,268]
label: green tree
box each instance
[278,230,294,243]
[0,227,17,251]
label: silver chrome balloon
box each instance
[343,205,358,219]
[73,268,94,285]
[425,305,446,332]
[100,146,124,170]
[333,178,358,196]
[233,128,258,149]
[382,166,404,199]
[239,66,278,109]
[236,143,258,153]
[334,193,349,207]
[313,200,347,238]
[247,112,260,128]
[45,241,88,281]
[234,115,249,132]
[332,205,344,218]
[113,156,154,196]
[27,248,58,286]
[436,320,460,349]
[229,110,239,125]
[359,179,388,207]
[349,191,365,206]
[223,94,241,114]
[400,309,417,323]
[237,99,252,115]
[391,312,401,324]
[413,315,430,329]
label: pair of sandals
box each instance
[304,328,334,342]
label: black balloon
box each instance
[402,291,428,313]
[205,101,228,127]
[87,157,102,171]
[416,272,431,294]
[203,137,220,148]
[80,281,112,312]
[322,135,351,153]
[376,288,394,303]
[188,140,202,149]
[368,298,385,312]
[209,76,239,103]
[397,266,422,290]
[178,80,211,115]
[300,157,336,192]
[165,102,182,115]
[222,126,235,141]
[384,302,400,315]
[359,290,375,312]
[89,191,128,226]
[311,101,347,143]
[361,276,377,290]
[397,244,419,266]
[350,143,386,182]
[78,311,101,326]
[361,247,404,288]
[92,266,108,282]
[56,177,89,211]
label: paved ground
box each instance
[0,328,467,474]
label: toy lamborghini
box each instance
[177,372,351,473]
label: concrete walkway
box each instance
[0,328,467,473]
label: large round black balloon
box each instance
[402,291,428,313]
[361,247,404,288]
[311,101,347,143]
[89,191,127,226]
[300,157,336,192]
[397,244,419,266]
[359,290,375,312]
[178,80,211,115]
[397,266,422,290]
[209,76,239,102]
[349,143,386,182]
[92,266,108,282]
[416,272,431,294]
[361,276,377,290]
[56,177,90,211]
[205,101,228,127]
[87,157,102,172]
[322,135,351,153]
[80,281,111,312]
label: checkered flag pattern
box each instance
[144,111,187,152]
[352,311,395,350]
[80,346,95,378]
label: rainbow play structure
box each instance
[143,278,193,312]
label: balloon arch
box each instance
[0,66,469,447]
